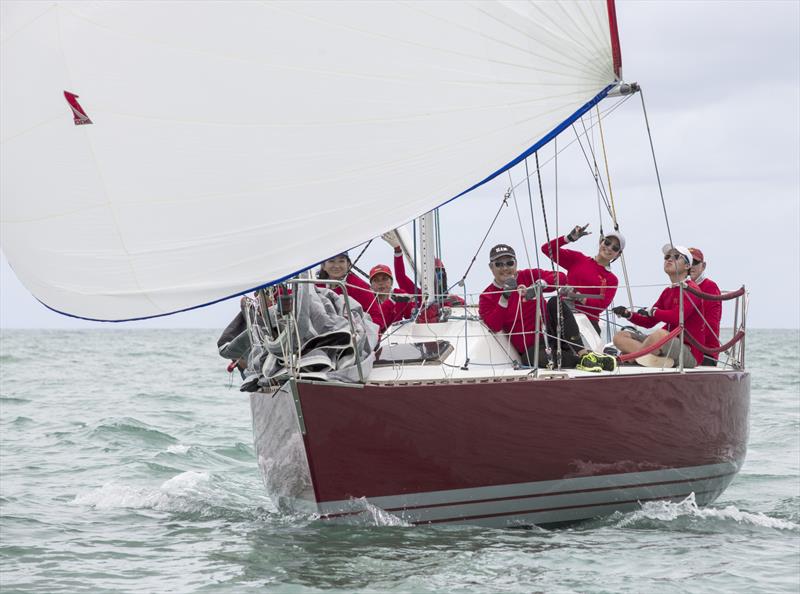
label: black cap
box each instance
[489,244,516,261]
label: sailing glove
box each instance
[381,231,401,250]
[502,277,518,299]
[636,307,652,318]
[612,305,631,318]
[524,279,548,300]
[393,294,413,303]
[567,223,590,243]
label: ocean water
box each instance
[0,328,798,593]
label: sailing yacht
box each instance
[1,1,749,527]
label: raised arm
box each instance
[392,249,419,298]
[541,235,580,269]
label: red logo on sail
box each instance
[64,91,93,125]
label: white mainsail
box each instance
[1,1,620,320]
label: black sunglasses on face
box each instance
[493,259,516,268]
[664,253,683,261]
[602,238,621,252]
[692,259,703,266]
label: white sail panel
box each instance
[1,1,619,320]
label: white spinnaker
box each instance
[1,1,618,320]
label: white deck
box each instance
[367,305,723,384]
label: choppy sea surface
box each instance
[0,328,798,593]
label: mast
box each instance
[418,211,438,306]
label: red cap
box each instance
[688,247,704,263]
[369,264,393,280]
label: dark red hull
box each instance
[251,370,749,526]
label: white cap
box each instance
[661,243,692,266]
[603,230,626,252]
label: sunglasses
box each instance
[493,259,516,268]
[602,238,621,253]
[663,253,685,262]
[692,259,703,266]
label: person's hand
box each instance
[636,307,652,318]
[566,223,590,243]
[612,305,631,318]
[525,279,548,300]
[502,277,518,299]
[381,231,402,250]
[559,286,578,301]
[393,293,413,303]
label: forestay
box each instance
[1,1,621,320]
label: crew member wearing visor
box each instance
[612,244,704,368]
[365,263,414,333]
[541,223,624,333]
[687,247,722,365]
[479,244,566,367]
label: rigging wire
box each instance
[524,159,543,271]
[507,94,633,197]
[588,110,606,238]
[347,239,373,280]
[508,171,534,272]
[575,118,613,218]
[533,151,558,368]
[596,105,620,229]
[552,139,564,369]
[639,87,674,247]
[595,105,634,309]
[449,192,510,291]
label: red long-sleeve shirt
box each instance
[318,272,374,313]
[478,269,566,355]
[696,277,722,359]
[366,290,414,333]
[628,281,704,365]
[393,251,465,323]
[541,236,617,323]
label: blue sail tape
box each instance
[42,83,615,322]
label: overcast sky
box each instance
[1,0,798,330]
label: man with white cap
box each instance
[689,247,722,366]
[611,244,704,368]
[541,223,624,334]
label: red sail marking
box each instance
[606,0,623,79]
[63,91,92,125]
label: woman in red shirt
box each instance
[316,252,373,312]
[541,223,624,333]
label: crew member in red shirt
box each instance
[541,223,623,333]
[478,244,566,367]
[612,244,704,368]
[365,263,414,333]
[316,252,374,312]
[382,232,465,323]
[689,247,722,366]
